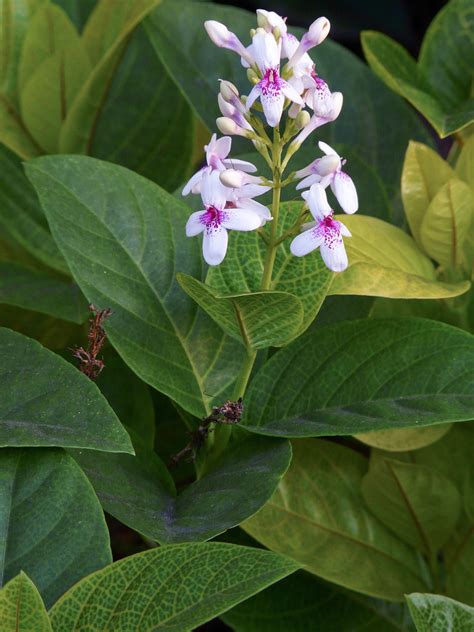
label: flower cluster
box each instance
[183,8,358,272]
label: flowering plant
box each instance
[0,0,473,630]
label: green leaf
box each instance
[419,180,474,270]
[445,523,474,606]
[96,351,155,447]
[0,261,88,323]
[48,542,298,630]
[0,448,112,608]
[407,593,474,632]
[207,202,333,334]
[59,0,162,154]
[0,95,42,158]
[241,318,474,438]
[361,25,474,138]
[0,144,67,273]
[178,273,305,349]
[355,425,452,452]
[0,572,51,632]
[20,33,91,154]
[71,434,291,543]
[89,24,194,191]
[0,0,45,101]
[223,570,415,632]
[0,327,133,452]
[243,439,428,601]
[456,135,474,188]
[27,154,247,418]
[329,214,470,299]
[402,141,457,248]
[418,0,474,119]
[362,456,461,555]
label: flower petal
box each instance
[320,238,348,272]
[339,220,352,238]
[306,183,332,221]
[318,140,338,156]
[203,226,228,266]
[201,171,228,210]
[186,211,206,236]
[252,31,280,72]
[332,171,358,214]
[212,135,232,159]
[246,84,260,111]
[221,208,262,231]
[296,173,319,190]
[290,227,324,257]
[281,80,304,105]
[222,157,257,173]
[182,167,206,196]
[261,89,285,127]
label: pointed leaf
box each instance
[207,202,333,334]
[0,94,42,158]
[26,155,246,417]
[407,593,474,632]
[0,448,112,608]
[355,424,452,452]
[0,572,51,632]
[456,135,474,189]
[0,145,67,273]
[0,327,133,452]
[71,435,291,543]
[178,273,305,349]
[329,214,469,299]
[0,261,88,323]
[243,439,428,601]
[241,318,474,438]
[362,456,461,554]
[59,0,162,153]
[48,542,298,630]
[401,141,457,247]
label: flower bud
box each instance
[250,28,256,38]
[220,169,246,188]
[216,117,248,137]
[307,17,330,46]
[315,154,340,176]
[295,110,311,130]
[273,26,281,41]
[257,12,268,28]
[247,68,260,85]
[204,20,231,47]
[329,92,343,120]
[219,80,239,102]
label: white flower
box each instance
[246,31,303,127]
[291,91,343,146]
[205,20,255,66]
[295,142,358,214]
[218,94,253,131]
[186,171,263,265]
[286,17,330,70]
[182,134,256,196]
[290,183,351,272]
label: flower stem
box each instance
[261,127,283,290]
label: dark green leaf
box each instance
[0,262,88,323]
[223,570,415,632]
[241,318,474,437]
[48,542,298,630]
[0,327,133,452]
[407,593,474,632]
[90,24,194,191]
[178,273,305,349]
[0,572,51,632]
[71,434,291,543]
[26,155,246,418]
[0,448,112,608]
[243,439,429,600]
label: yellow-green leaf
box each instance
[243,439,429,601]
[18,3,80,93]
[355,424,452,452]
[402,141,456,247]
[456,134,474,189]
[177,273,304,350]
[328,214,470,299]
[20,39,91,153]
[362,456,461,555]
[0,572,51,632]
[59,0,162,154]
[0,93,41,158]
[419,179,474,270]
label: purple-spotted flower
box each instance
[295,141,358,214]
[246,31,303,127]
[182,134,256,196]
[290,183,351,272]
[186,171,264,265]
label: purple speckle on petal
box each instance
[259,67,284,101]
[314,214,343,250]
[201,206,228,233]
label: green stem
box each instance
[231,349,258,400]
